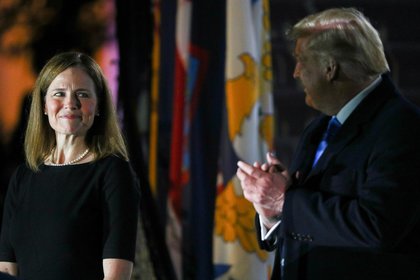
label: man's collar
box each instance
[336,76,382,124]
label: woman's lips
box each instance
[61,114,81,119]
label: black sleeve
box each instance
[101,158,140,262]
[0,166,23,262]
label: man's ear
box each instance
[325,58,338,82]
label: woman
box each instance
[0,52,139,280]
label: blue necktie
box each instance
[312,116,341,167]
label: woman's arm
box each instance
[0,262,17,276]
[103,258,133,280]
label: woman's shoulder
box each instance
[93,155,134,176]
[96,155,139,192]
[11,163,32,180]
[95,154,130,168]
[7,163,33,195]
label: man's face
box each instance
[292,37,329,111]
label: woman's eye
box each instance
[53,92,65,97]
[76,92,89,98]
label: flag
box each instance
[166,0,192,278]
[116,0,176,279]
[213,0,275,279]
[148,0,162,196]
[184,1,225,278]
[166,0,226,278]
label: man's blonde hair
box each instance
[287,7,390,82]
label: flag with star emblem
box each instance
[213,0,276,278]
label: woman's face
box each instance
[44,66,98,137]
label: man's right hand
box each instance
[236,153,290,228]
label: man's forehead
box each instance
[294,37,309,54]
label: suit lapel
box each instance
[303,73,398,181]
[289,116,329,186]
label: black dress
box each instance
[0,156,139,280]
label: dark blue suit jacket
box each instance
[258,74,420,280]
[0,272,17,280]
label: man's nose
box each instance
[293,64,300,79]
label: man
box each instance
[237,7,420,280]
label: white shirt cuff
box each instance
[260,215,281,240]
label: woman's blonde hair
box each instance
[287,7,390,83]
[25,51,128,171]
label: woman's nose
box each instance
[64,94,81,109]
